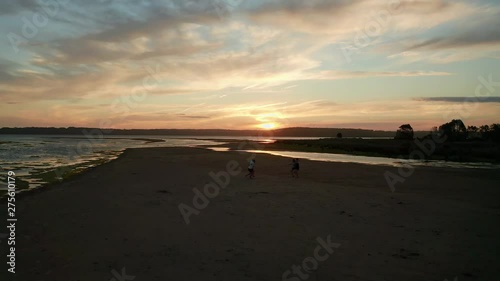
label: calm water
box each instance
[0,135,220,191]
[243,150,500,169]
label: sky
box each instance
[0,0,499,131]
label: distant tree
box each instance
[467,126,479,139]
[467,125,478,133]
[336,132,343,138]
[479,125,490,140]
[439,119,467,142]
[489,124,500,142]
[395,124,414,140]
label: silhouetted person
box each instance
[291,158,299,178]
[246,159,256,179]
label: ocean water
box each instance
[0,135,221,192]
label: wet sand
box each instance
[1,147,499,281]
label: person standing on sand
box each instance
[246,159,256,179]
[291,158,299,178]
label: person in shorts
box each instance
[246,159,256,179]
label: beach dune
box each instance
[1,147,499,281]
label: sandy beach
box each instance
[1,147,500,281]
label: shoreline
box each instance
[198,139,500,169]
[197,137,500,164]
[3,135,498,199]
[4,141,499,202]
[0,150,127,202]
[4,145,500,207]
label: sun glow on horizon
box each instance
[259,123,278,130]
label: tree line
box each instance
[395,120,500,142]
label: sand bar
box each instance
[1,147,499,281]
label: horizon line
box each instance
[0,126,433,132]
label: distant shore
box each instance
[1,147,499,280]
[0,126,420,138]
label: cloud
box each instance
[406,9,500,51]
[381,4,500,63]
[0,0,484,101]
[1,0,499,129]
[176,114,210,119]
[415,97,500,103]
[314,70,453,80]
[0,61,18,82]
[247,0,361,35]
[0,0,39,15]
[246,0,473,36]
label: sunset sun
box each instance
[259,123,277,130]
